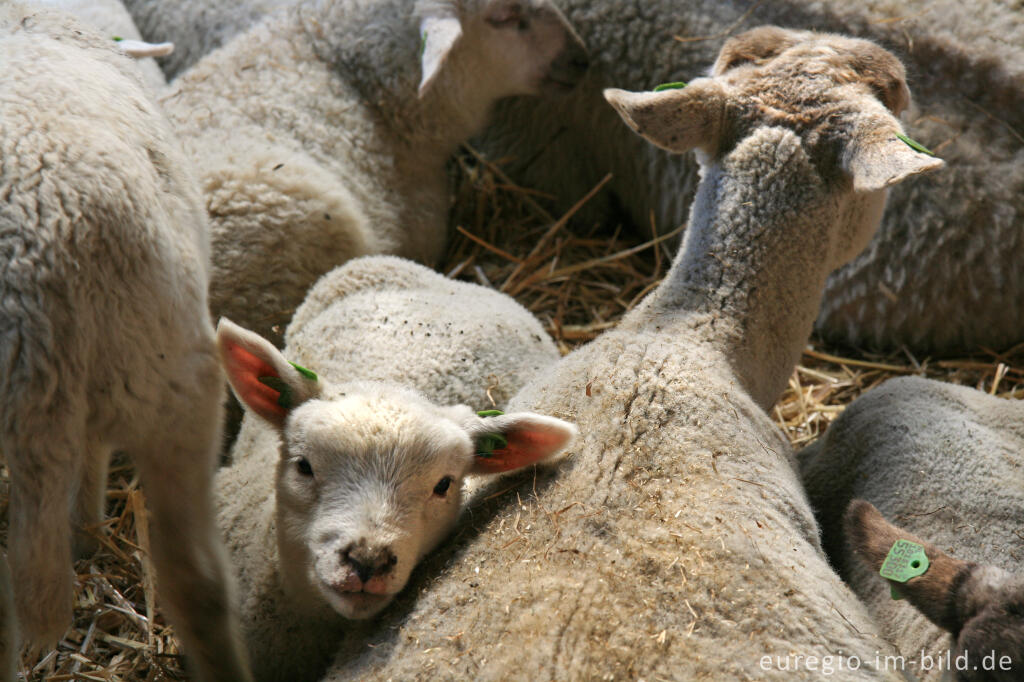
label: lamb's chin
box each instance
[317,581,394,620]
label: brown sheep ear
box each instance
[842,123,944,192]
[844,500,968,632]
[711,25,806,74]
[603,80,726,155]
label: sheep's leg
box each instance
[0,554,18,682]
[71,439,110,558]
[5,447,76,647]
[132,400,252,682]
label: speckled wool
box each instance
[215,256,561,682]
[161,0,586,346]
[0,6,250,680]
[799,377,1024,680]
[319,28,941,680]
[480,0,1024,353]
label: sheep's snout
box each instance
[544,36,589,91]
[340,542,398,593]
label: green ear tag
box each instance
[895,132,935,157]
[890,583,904,601]
[654,81,687,92]
[289,361,318,381]
[477,409,504,418]
[476,432,508,458]
[880,539,930,597]
[420,30,427,57]
[258,376,293,409]
[112,36,123,41]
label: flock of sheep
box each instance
[0,1,1021,681]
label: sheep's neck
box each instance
[636,158,834,411]
[301,0,497,162]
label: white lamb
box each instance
[214,255,576,682]
[479,0,1024,353]
[161,0,588,346]
[799,376,1024,681]
[319,26,944,680]
[0,6,250,681]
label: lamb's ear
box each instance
[843,125,944,192]
[418,6,463,98]
[844,500,971,631]
[464,411,577,474]
[603,80,726,154]
[215,318,322,429]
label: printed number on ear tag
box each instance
[880,539,930,587]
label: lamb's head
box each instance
[216,319,577,619]
[846,500,1024,681]
[417,0,588,98]
[604,26,943,271]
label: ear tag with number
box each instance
[880,539,930,600]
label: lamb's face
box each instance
[464,0,588,96]
[276,390,473,619]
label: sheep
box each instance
[213,255,577,682]
[315,26,944,680]
[0,6,251,681]
[122,0,295,79]
[31,0,170,91]
[478,0,1024,353]
[798,376,1024,680]
[160,0,588,346]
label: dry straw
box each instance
[1,145,1021,680]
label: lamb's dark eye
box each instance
[296,458,313,477]
[433,476,453,496]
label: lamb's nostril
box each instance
[343,545,397,582]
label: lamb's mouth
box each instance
[318,580,395,618]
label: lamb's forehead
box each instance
[284,388,473,472]
[716,27,908,114]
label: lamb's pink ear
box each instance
[466,412,577,475]
[604,80,726,154]
[843,124,944,192]
[418,10,463,97]
[215,318,321,429]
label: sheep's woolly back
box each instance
[31,0,167,91]
[217,256,559,681]
[286,255,559,409]
[799,377,1024,678]
[480,0,1024,352]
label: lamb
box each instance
[31,0,170,91]
[317,26,944,680]
[799,376,1024,680]
[213,255,577,682]
[478,0,1024,353]
[0,6,251,681]
[161,0,588,346]
[123,0,295,79]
